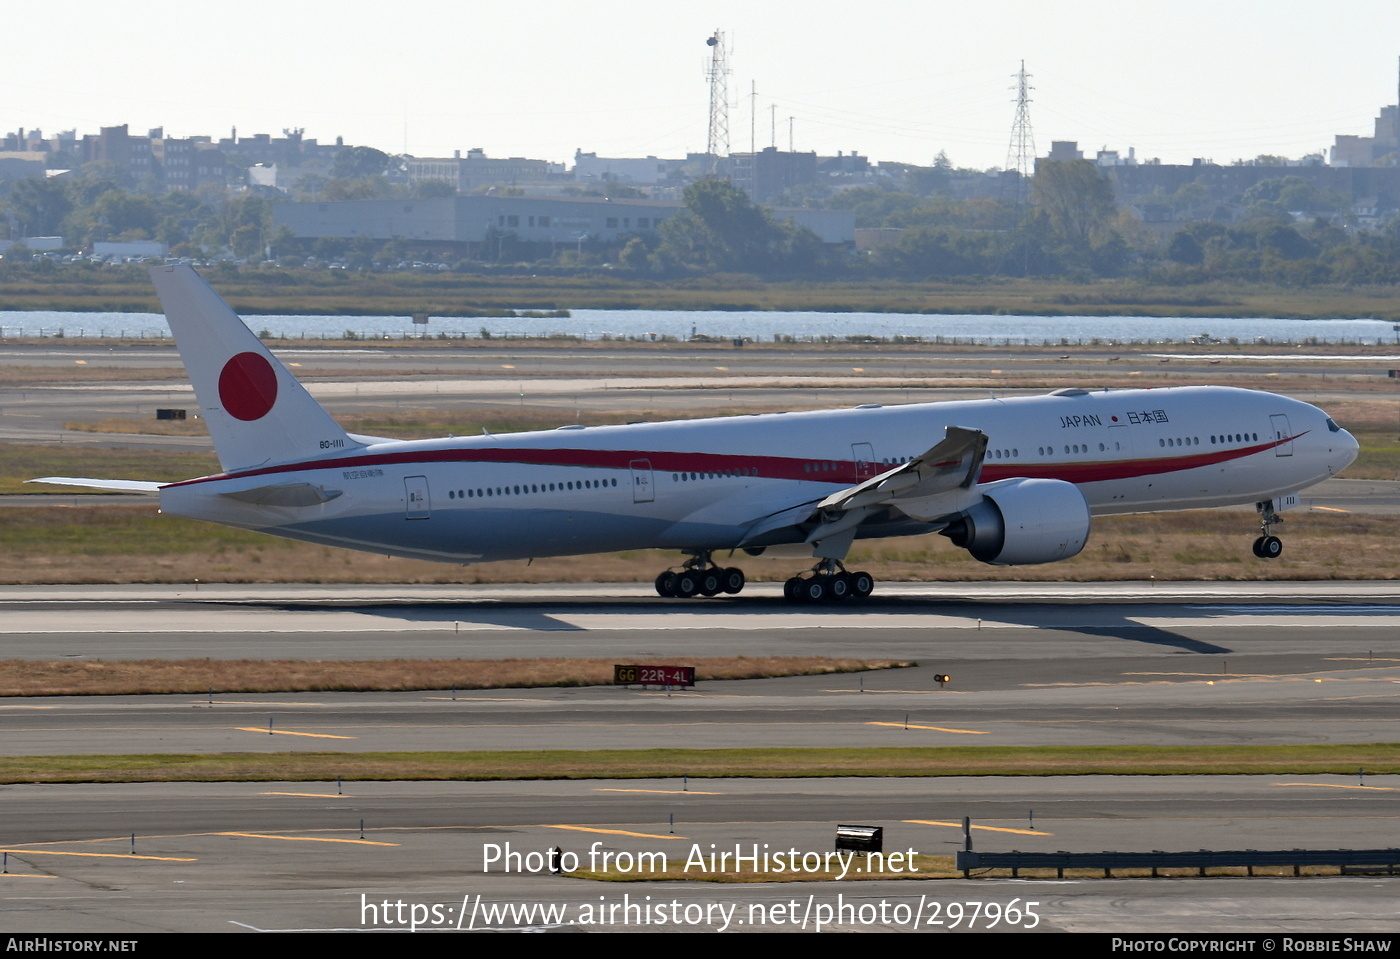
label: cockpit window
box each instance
[1326,418,1340,433]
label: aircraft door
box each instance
[852,442,877,480]
[1270,414,1293,456]
[404,475,431,519]
[629,459,654,503]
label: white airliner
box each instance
[33,265,1359,602]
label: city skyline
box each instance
[9,1,1400,172]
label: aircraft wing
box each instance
[738,426,988,551]
[26,477,163,493]
[818,426,987,518]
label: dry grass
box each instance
[4,744,1399,785]
[0,505,1393,584]
[0,656,908,697]
[2,445,220,495]
[0,365,187,385]
[64,417,210,437]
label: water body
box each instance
[0,309,1395,346]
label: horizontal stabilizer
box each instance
[27,477,162,493]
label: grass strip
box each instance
[574,858,1362,882]
[574,854,953,882]
[1,507,1397,582]
[4,744,1399,784]
[12,267,1400,319]
[0,656,908,697]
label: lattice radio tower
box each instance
[1006,61,1036,206]
[705,30,730,176]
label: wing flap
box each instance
[738,426,989,551]
[819,426,987,514]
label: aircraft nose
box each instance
[1332,427,1359,474]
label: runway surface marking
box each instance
[904,820,1052,837]
[1183,605,1400,614]
[637,692,728,698]
[1125,671,1291,678]
[594,788,724,796]
[830,689,966,695]
[866,722,988,734]
[216,832,397,846]
[1312,506,1350,513]
[234,727,355,739]
[540,825,686,840]
[201,700,331,707]
[1023,676,1399,687]
[0,848,197,861]
[424,696,554,703]
[260,791,348,798]
[6,607,1397,635]
[1273,782,1400,792]
[0,706,56,710]
[0,873,57,879]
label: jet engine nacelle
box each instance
[940,477,1091,566]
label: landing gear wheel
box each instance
[828,573,852,602]
[798,577,828,603]
[655,571,678,597]
[849,570,874,599]
[719,567,745,595]
[674,571,700,598]
[1252,536,1266,558]
[784,577,801,602]
[1260,535,1283,559]
[698,568,723,596]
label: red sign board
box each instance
[614,664,695,687]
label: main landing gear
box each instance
[654,552,746,598]
[653,553,876,602]
[1252,500,1284,559]
[783,560,875,604]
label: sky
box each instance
[10,1,1400,172]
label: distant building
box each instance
[79,125,154,183]
[152,135,226,191]
[274,194,854,250]
[572,150,679,185]
[274,195,680,249]
[730,147,817,203]
[1331,105,1400,166]
[404,149,562,193]
[217,128,342,168]
[0,152,47,183]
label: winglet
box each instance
[149,265,363,472]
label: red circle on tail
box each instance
[218,352,278,421]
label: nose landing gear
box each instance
[1252,500,1284,559]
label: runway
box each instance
[3,582,1398,755]
[4,776,1400,933]
[2,586,1399,931]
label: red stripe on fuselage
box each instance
[164,433,1305,491]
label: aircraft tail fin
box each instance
[149,265,364,473]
